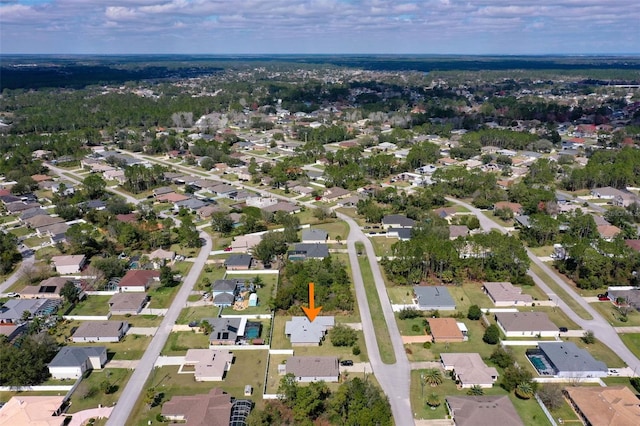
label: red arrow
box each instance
[302,282,322,322]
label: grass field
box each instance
[176,306,219,324]
[357,254,396,364]
[67,295,111,316]
[589,302,640,327]
[410,370,551,425]
[220,273,277,316]
[161,331,211,355]
[619,333,640,360]
[128,350,268,426]
[148,284,180,309]
[68,369,132,413]
[110,314,162,327]
[529,263,593,320]
[370,236,398,257]
[69,335,153,360]
[564,337,626,367]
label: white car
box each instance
[6,292,19,298]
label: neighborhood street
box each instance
[447,197,640,374]
[105,229,212,426]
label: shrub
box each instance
[423,342,432,349]
[411,324,421,332]
[483,324,500,344]
[490,346,514,368]
[352,345,361,356]
[631,377,640,393]
[467,305,482,320]
[581,330,596,344]
[399,308,422,320]
[330,324,358,347]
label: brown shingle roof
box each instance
[161,388,232,426]
[564,386,640,426]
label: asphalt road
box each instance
[447,197,640,374]
[105,229,212,426]
[0,250,34,294]
[341,213,414,426]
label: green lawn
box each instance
[530,306,580,331]
[529,263,593,320]
[619,334,640,360]
[589,302,640,327]
[357,254,396,364]
[409,370,551,425]
[309,221,349,241]
[528,246,554,257]
[68,369,132,413]
[8,226,32,238]
[395,315,428,336]
[220,273,277,316]
[67,295,111,316]
[386,286,414,304]
[69,335,153,361]
[23,236,50,247]
[148,284,180,308]
[176,306,219,324]
[128,351,268,426]
[161,331,211,355]
[602,376,639,393]
[370,236,398,257]
[110,314,162,327]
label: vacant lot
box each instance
[589,302,640,327]
[68,368,132,413]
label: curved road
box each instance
[0,250,35,294]
[106,229,212,426]
[447,197,640,373]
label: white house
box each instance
[50,255,86,275]
[48,346,107,379]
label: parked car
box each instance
[598,295,610,301]
[340,360,354,366]
[6,292,19,298]
[224,246,233,252]
[559,327,568,333]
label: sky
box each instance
[1,0,639,55]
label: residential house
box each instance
[483,282,533,307]
[206,317,247,345]
[0,396,66,426]
[211,279,245,307]
[230,234,262,251]
[440,353,499,388]
[50,255,86,275]
[427,318,465,343]
[414,286,456,311]
[301,229,328,244]
[0,299,59,324]
[117,269,160,292]
[115,213,137,223]
[245,196,278,209]
[24,214,64,230]
[564,386,640,426]
[288,243,329,260]
[530,341,608,378]
[161,388,252,426]
[174,198,208,213]
[262,201,300,214]
[608,288,640,311]
[336,195,361,208]
[284,316,335,346]
[71,320,129,343]
[285,356,340,383]
[153,186,174,197]
[382,214,415,229]
[386,227,412,241]
[446,396,524,426]
[597,224,621,241]
[156,192,190,203]
[493,201,523,215]
[148,248,175,267]
[182,349,234,382]
[48,346,107,379]
[591,186,626,200]
[108,292,148,315]
[322,187,351,202]
[103,169,126,184]
[224,254,253,270]
[449,225,469,239]
[433,207,458,221]
[5,201,41,214]
[494,311,558,337]
[210,183,237,198]
[20,276,70,300]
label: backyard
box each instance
[128,350,268,426]
[68,368,132,413]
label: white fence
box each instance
[224,270,280,275]
[268,349,294,355]
[391,304,419,312]
[210,345,269,351]
[481,308,518,313]
[0,385,73,391]
[263,393,281,400]
[533,377,604,384]
[220,313,273,320]
[63,315,111,321]
[85,291,118,296]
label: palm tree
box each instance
[423,368,444,387]
[426,392,441,408]
[467,385,484,396]
[515,381,535,399]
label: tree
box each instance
[426,392,441,407]
[83,174,106,199]
[467,304,482,320]
[582,330,596,344]
[329,324,358,347]
[489,346,515,369]
[515,381,535,399]
[483,324,500,344]
[422,368,443,387]
[0,334,57,386]
[210,211,234,234]
[200,320,213,335]
[253,232,287,267]
[160,265,178,287]
[60,281,80,304]
[501,365,533,392]
[537,383,563,410]
[630,377,640,393]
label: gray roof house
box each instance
[413,286,456,311]
[301,229,328,243]
[534,341,608,378]
[386,228,412,241]
[446,396,524,426]
[0,299,59,323]
[382,214,416,229]
[48,346,107,379]
[224,254,253,270]
[483,282,533,307]
[285,356,340,383]
[71,320,129,343]
[206,317,247,345]
[108,293,148,315]
[289,243,329,260]
[284,316,335,346]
